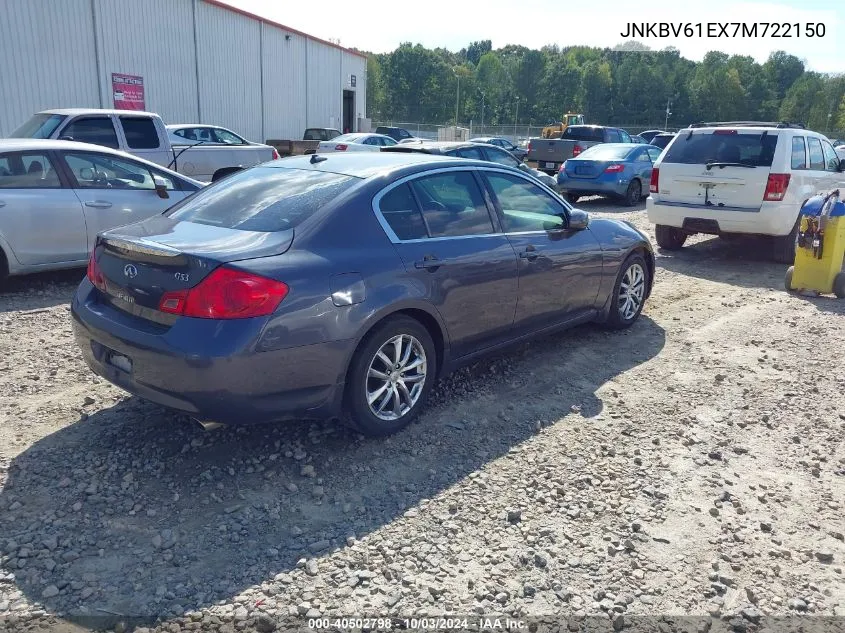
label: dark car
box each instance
[303,128,342,141]
[649,133,676,150]
[639,130,666,143]
[375,126,415,142]
[72,153,654,437]
[470,136,528,161]
[382,140,558,190]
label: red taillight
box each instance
[572,145,583,157]
[528,141,532,151]
[713,129,737,135]
[604,163,624,173]
[335,144,348,151]
[159,267,289,319]
[649,168,659,193]
[86,251,106,291]
[559,161,567,174]
[271,147,280,160]
[763,173,790,201]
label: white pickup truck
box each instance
[9,109,278,182]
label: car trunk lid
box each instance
[564,158,617,180]
[92,215,293,320]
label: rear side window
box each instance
[166,167,357,232]
[379,184,427,240]
[791,137,807,169]
[303,129,324,140]
[562,127,603,142]
[410,171,494,238]
[454,147,485,160]
[807,138,824,170]
[61,117,120,149]
[0,152,62,188]
[119,117,160,149]
[483,146,519,167]
[662,132,778,167]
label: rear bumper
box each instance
[646,197,797,236]
[71,281,354,425]
[557,173,630,197]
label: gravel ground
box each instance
[1,199,844,632]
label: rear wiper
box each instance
[705,161,755,169]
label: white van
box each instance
[646,122,845,262]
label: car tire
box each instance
[771,216,800,264]
[833,272,845,299]
[567,192,580,204]
[602,253,650,330]
[784,266,795,292]
[655,224,687,250]
[0,250,8,287]
[624,180,641,206]
[344,316,437,437]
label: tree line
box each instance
[361,41,845,136]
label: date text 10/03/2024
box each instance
[620,22,826,38]
[308,618,527,630]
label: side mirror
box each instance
[153,175,169,199]
[568,208,589,231]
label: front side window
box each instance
[119,117,160,149]
[0,152,62,189]
[454,147,485,160]
[483,146,519,167]
[61,117,120,149]
[362,137,380,146]
[620,130,632,143]
[821,140,839,171]
[380,137,397,146]
[646,147,662,162]
[63,151,172,190]
[410,171,494,238]
[484,172,566,233]
[807,138,825,170]
[213,128,246,145]
[791,137,807,170]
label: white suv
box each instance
[646,122,845,262]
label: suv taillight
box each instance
[86,250,106,291]
[763,173,790,201]
[572,145,583,157]
[649,168,659,193]
[159,267,289,319]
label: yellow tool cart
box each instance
[785,190,845,297]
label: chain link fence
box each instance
[371,121,682,144]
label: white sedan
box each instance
[317,133,398,153]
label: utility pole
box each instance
[514,97,520,143]
[664,98,672,130]
[480,92,485,130]
[454,71,460,129]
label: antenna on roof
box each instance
[310,154,327,164]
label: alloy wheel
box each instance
[618,263,645,320]
[366,334,428,421]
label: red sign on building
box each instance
[111,73,145,110]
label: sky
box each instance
[220,0,845,73]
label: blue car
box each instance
[557,143,663,206]
[72,152,654,437]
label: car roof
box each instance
[39,108,158,117]
[470,137,502,142]
[265,151,480,179]
[384,140,485,153]
[0,138,202,184]
[167,124,230,130]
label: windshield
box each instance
[165,167,358,232]
[663,131,779,167]
[10,114,66,138]
[577,145,635,160]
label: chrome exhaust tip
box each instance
[192,418,225,431]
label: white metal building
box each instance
[0,0,367,141]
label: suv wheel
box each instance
[655,225,687,250]
[772,216,800,264]
[345,316,437,437]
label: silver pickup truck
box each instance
[9,109,278,182]
[528,125,634,175]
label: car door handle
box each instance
[414,255,441,270]
[519,246,539,261]
[84,201,113,209]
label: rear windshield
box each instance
[166,167,358,232]
[662,131,779,167]
[10,113,66,138]
[650,135,675,149]
[577,145,635,160]
[561,127,604,142]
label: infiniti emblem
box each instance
[123,264,138,279]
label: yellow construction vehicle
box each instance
[785,190,845,298]
[542,113,585,139]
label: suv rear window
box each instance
[662,131,779,167]
[166,167,357,232]
[561,126,604,142]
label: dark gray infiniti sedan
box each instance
[72,152,654,436]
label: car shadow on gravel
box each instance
[571,196,646,214]
[0,268,83,312]
[0,317,665,629]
